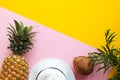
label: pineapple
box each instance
[1,20,35,80]
[0,73,3,80]
[89,29,120,80]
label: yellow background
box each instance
[0,0,120,48]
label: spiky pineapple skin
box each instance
[0,73,3,80]
[1,55,29,80]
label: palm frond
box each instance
[89,29,120,76]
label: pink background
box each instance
[0,7,110,80]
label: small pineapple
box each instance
[1,20,35,80]
[89,29,120,80]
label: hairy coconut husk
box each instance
[73,56,94,75]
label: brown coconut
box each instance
[73,56,94,75]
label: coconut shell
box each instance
[73,56,94,75]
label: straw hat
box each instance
[29,58,75,80]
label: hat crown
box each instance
[37,68,67,80]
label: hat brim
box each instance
[29,58,75,80]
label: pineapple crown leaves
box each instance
[7,20,36,55]
[88,29,120,74]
